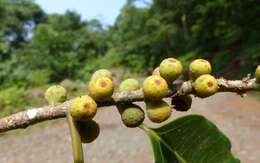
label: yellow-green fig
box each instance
[159,58,183,83]
[91,69,112,81]
[189,59,212,80]
[256,65,260,83]
[120,104,145,128]
[44,85,67,105]
[171,95,192,112]
[119,78,140,92]
[88,77,114,101]
[193,74,218,98]
[146,100,172,123]
[76,120,100,143]
[143,75,168,101]
[70,95,97,121]
[152,67,160,76]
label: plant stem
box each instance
[67,113,84,163]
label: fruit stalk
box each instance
[67,112,84,163]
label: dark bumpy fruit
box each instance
[44,85,67,105]
[189,59,212,80]
[88,77,114,101]
[146,100,172,123]
[171,95,192,112]
[192,74,218,98]
[120,104,145,128]
[91,69,112,81]
[75,120,100,143]
[119,78,140,92]
[143,75,168,101]
[159,58,183,83]
[256,65,260,83]
[69,95,97,121]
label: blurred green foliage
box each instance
[27,69,51,86]
[0,86,27,116]
[0,0,259,115]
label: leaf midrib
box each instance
[140,124,187,163]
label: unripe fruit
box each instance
[159,58,183,83]
[75,120,100,143]
[143,75,168,100]
[146,100,172,123]
[119,78,140,92]
[256,65,260,83]
[88,77,114,101]
[152,67,160,76]
[44,85,67,105]
[171,95,192,112]
[70,95,97,121]
[121,104,145,128]
[189,59,212,80]
[91,69,112,81]
[193,74,218,98]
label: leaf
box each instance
[141,115,240,163]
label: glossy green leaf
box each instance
[141,115,240,163]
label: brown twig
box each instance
[0,78,259,133]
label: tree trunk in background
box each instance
[181,14,189,41]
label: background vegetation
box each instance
[0,0,259,116]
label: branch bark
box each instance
[0,78,259,133]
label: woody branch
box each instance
[0,77,259,133]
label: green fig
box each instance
[70,95,97,121]
[120,104,145,128]
[143,75,168,101]
[88,77,114,101]
[152,67,160,76]
[44,85,67,105]
[76,120,100,143]
[91,69,112,81]
[146,100,172,123]
[159,58,183,83]
[193,74,218,98]
[119,78,140,92]
[256,65,260,83]
[189,59,212,80]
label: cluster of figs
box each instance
[44,58,260,143]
